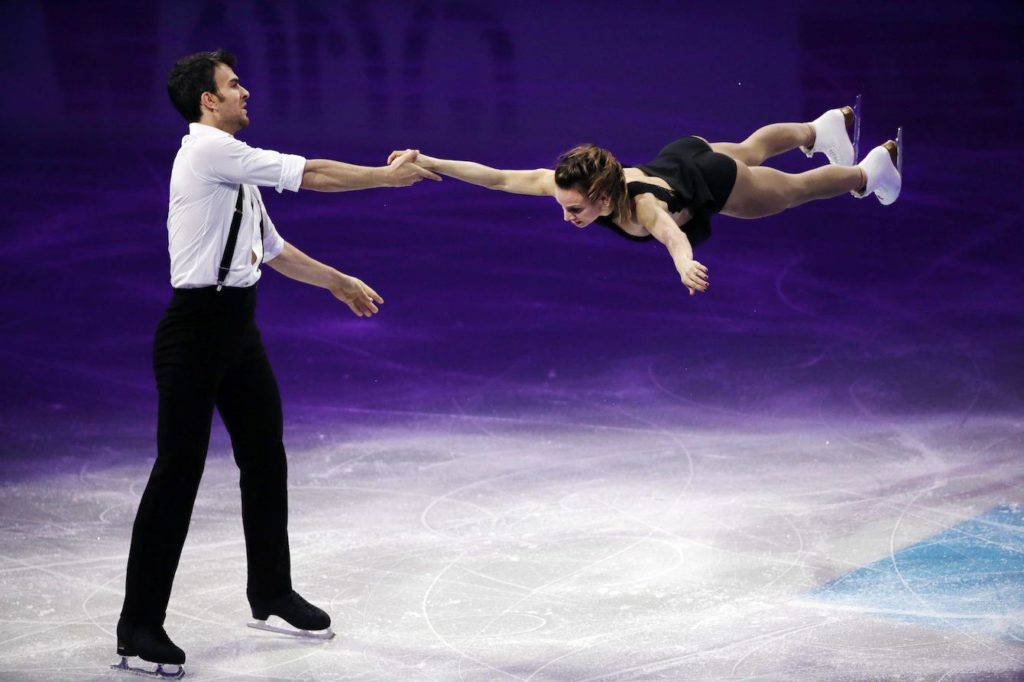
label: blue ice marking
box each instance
[809,505,1024,635]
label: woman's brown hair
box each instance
[554,144,632,223]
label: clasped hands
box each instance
[385,149,441,186]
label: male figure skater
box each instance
[114,49,439,678]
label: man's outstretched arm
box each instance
[301,150,441,192]
[267,241,383,317]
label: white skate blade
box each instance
[111,656,185,679]
[895,125,903,178]
[247,617,336,640]
[851,94,862,163]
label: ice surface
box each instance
[1,416,1022,680]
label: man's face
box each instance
[207,63,249,132]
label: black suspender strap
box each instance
[258,211,265,267]
[216,185,246,292]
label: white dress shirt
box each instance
[167,123,306,288]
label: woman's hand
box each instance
[673,256,709,295]
[330,274,384,317]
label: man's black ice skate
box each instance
[248,590,335,639]
[112,620,186,678]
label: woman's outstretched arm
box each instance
[387,149,555,196]
[634,195,709,295]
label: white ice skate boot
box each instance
[801,94,861,166]
[852,128,903,206]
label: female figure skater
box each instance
[390,103,901,295]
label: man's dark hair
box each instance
[167,49,236,123]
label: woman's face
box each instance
[554,186,608,228]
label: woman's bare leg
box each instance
[721,160,864,219]
[710,123,814,167]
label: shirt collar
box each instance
[188,122,233,138]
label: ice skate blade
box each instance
[111,656,185,679]
[894,125,903,177]
[247,618,336,640]
[851,94,862,163]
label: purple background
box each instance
[1,0,1022,475]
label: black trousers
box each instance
[120,285,291,627]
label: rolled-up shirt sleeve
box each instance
[192,136,306,193]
